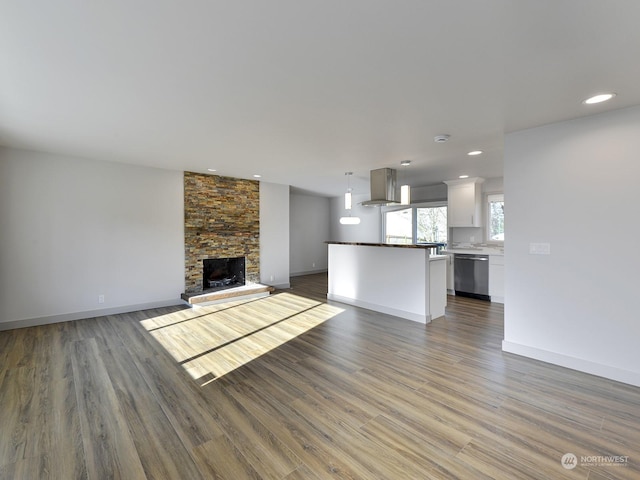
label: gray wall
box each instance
[290,193,331,276]
[503,105,640,386]
[329,193,382,243]
[410,183,447,203]
[0,148,295,328]
[260,182,290,288]
[0,148,185,328]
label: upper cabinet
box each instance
[444,177,485,227]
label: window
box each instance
[384,208,412,244]
[487,193,504,242]
[417,206,448,243]
[383,203,447,244]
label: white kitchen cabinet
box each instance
[489,254,504,303]
[444,177,485,227]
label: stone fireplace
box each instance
[183,172,260,294]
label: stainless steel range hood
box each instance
[361,168,399,206]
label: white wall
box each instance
[329,193,382,243]
[0,148,184,329]
[483,177,503,194]
[260,182,290,288]
[503,105,640,386]
[290,193,330,276]
[451,227,483,244]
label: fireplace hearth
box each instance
[203,257,246,292]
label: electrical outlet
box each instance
[529,242,551,255]
[270,275,274,282]
[98,294,105,304]
[312,262,316,268]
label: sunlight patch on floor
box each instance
[140,292,344,385]
[138,296,263,331]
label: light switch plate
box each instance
[529,242,551,255]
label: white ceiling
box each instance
[2,1,640,197]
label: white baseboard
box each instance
[502,340,640,387]
[327,293,430,325]
[290,269,328,277]
[0,298,184,331]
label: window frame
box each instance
[486,193,504,244]
[382,201,448,244]
[381,205,413,244]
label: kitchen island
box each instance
[326,242,446,324]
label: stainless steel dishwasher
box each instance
[454,254,490,301]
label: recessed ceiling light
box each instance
[583,93,616,105]
[434,134,450,143]
[400,160,411,166]
[207,168,217,172]
[459,175,469,179]
[467,150,483,156]
[253,174,262,178]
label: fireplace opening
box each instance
[203,257,246,291]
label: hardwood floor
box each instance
[1,273,639,479]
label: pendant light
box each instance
[344,172,352,210]
[340,172,361,225]
[400,160,411,205]
[340,216,361,225]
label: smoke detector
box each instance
[434,134,450,143]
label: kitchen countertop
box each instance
[441,248,504,256]
[326,241,441,249]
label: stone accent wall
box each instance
[184,172,260,294]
